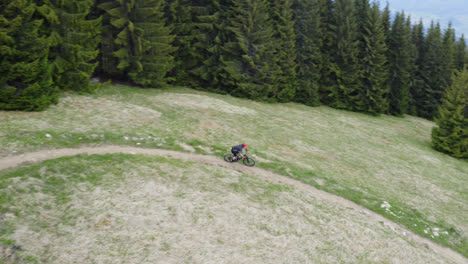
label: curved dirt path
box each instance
[0,145,466,264]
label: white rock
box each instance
[433,232,439,237]
[124,136,129,140]
[45,134,52,138]
[380,201,391,209]
[402,232,407,236]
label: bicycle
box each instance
[224,151,256,167]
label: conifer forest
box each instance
[1,0,467,159]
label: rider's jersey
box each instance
[232,144,244,152]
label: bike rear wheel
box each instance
[243,157,255,167]
[224,153,234,163]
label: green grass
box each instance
[0,84,467,257]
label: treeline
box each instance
[1,0,467,116]
[0,0,101,110]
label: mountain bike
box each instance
[224,151,256,167]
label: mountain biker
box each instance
[231,143,248,161]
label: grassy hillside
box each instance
[0,85,467,258]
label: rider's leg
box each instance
[231,150,237,160]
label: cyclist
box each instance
[231,143,248,161]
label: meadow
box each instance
[0,85,467,262]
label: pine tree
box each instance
[0,0,58,111]
[355,1,388,114]
[407,20,426,116]
[387,12,411,116]
[454,35,466,71]
[222,0,277,100]
[293,0,321,106]
[37,0,101,92]
[99,0,176,87]
[271,0,297,102]
[328,0,360,110]
[420,21,445,119]
[432,69,468,159]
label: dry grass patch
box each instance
[151,93,257,115]
[0,155,458,263]
[6,96,161,133]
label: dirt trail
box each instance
[0,145,466,264]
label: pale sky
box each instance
[377,0,468,40]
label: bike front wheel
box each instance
[224,153,234,163]
[243,157,255,167]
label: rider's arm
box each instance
[239,148,247,157]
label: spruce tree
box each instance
[387,12,411,116]
[165,0,196,85]
[441,23,456,89]
[94,0,121,76]
[37,0,101,92]
[293,0,321,106]
[355,1,388,114]
[0,0,58,111]
[222,0,277,100]
[328,0,360,110]
[353,0,368,32]
[99,0,176,87]
[408,20,426,117]
[318,0,337,104]
[190,0,229,90]
[432,69,468,159]
[271,0,297,102]
[381,3,391,104]
[420,21,445,119]
[454,35,466,71]
[381,3,391,40]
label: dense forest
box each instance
[1,0,467,158]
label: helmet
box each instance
[242,143,247,148]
